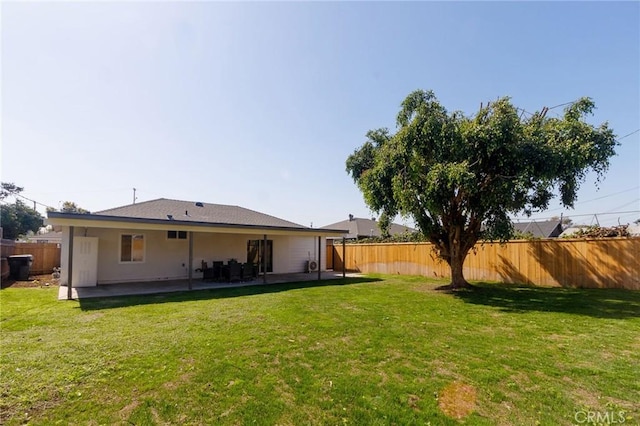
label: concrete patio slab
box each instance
[58,271,361,300]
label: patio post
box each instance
[342,237,346,278]
[188,231,193,290]
[263,234,267,284]
[67,226,74,300]
[317,236,321,281]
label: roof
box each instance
[321,217,415,239]
[95,198,307,228]
[513,220,563,238]
[26,231,62,243]
[47,198,346,235]
[559,226,590,238]
[627,224,640,236]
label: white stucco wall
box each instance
[59,226,328,284]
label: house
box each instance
[26,231,62,244]
[512,220,563,239]
[321,214,415,240]
[46,199,346,291]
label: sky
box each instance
[2,1,639,229]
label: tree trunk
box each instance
[436,224,474,290]
[449,250,472,289]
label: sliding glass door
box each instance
[247,239,273,273]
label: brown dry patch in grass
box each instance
[438,381,477,419]
[118,399,140,420]
[163,372,194,391]
[566,379,635,413]
[163,357,197,391]
[546,333,571,342]
[508,371,541,393]
[78,312,104,322]
[339,303,363,312]
[150,407,168,425]
[407,394,421,411]
[2,394,64,425]
[430,359,466,383]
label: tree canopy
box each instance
[346,90,617,288]
[0,182,23,200]
[1,200,44,240]
[1,182,45,240]
[47,201,90,214]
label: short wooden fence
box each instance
[332,238,640,290]
[1,241,61,276]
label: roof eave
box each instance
[46,212,347,236]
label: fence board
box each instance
[12,243,61,275]
[334,238,640,290]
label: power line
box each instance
[605,198,640,213]
[12,193,55,210]
[513,210,640,223]
[617,129,639,141]
[538,186,639,214]
[548,100,577,110]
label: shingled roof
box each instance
[512,220,563,238]
[321,216,415,239]
[94,198,306,228]
[48,198,346,234]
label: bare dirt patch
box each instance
[438,381,477,419]
[1,274,59,289]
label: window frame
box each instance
[166,230,188,240]
[119,233,146,264]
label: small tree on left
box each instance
[0,182,44,240]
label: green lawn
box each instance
[1,275,639,425]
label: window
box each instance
[167,230,187,240]
[120,234,145,262]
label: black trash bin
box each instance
[8,254,33,281]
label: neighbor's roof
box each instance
[513,220,562,238]
[26,231,62,243]
[321,217,415,239]
[47,198,346,235]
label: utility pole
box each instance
[133,188,137,204]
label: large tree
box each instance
[346,90,617,289]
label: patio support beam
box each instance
[188,231,193,290]
[263,234,267,284]
[67,226,74,300]
[342,237,346,278]
[317,236,321,281]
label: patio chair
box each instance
[202,261,215,281]
[212,261,223,281]
[242,263,255,281]
[228,262,242,282]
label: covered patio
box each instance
[58,271,361,300]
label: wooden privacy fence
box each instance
[333,238,640,290]
[3,242,61,275]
